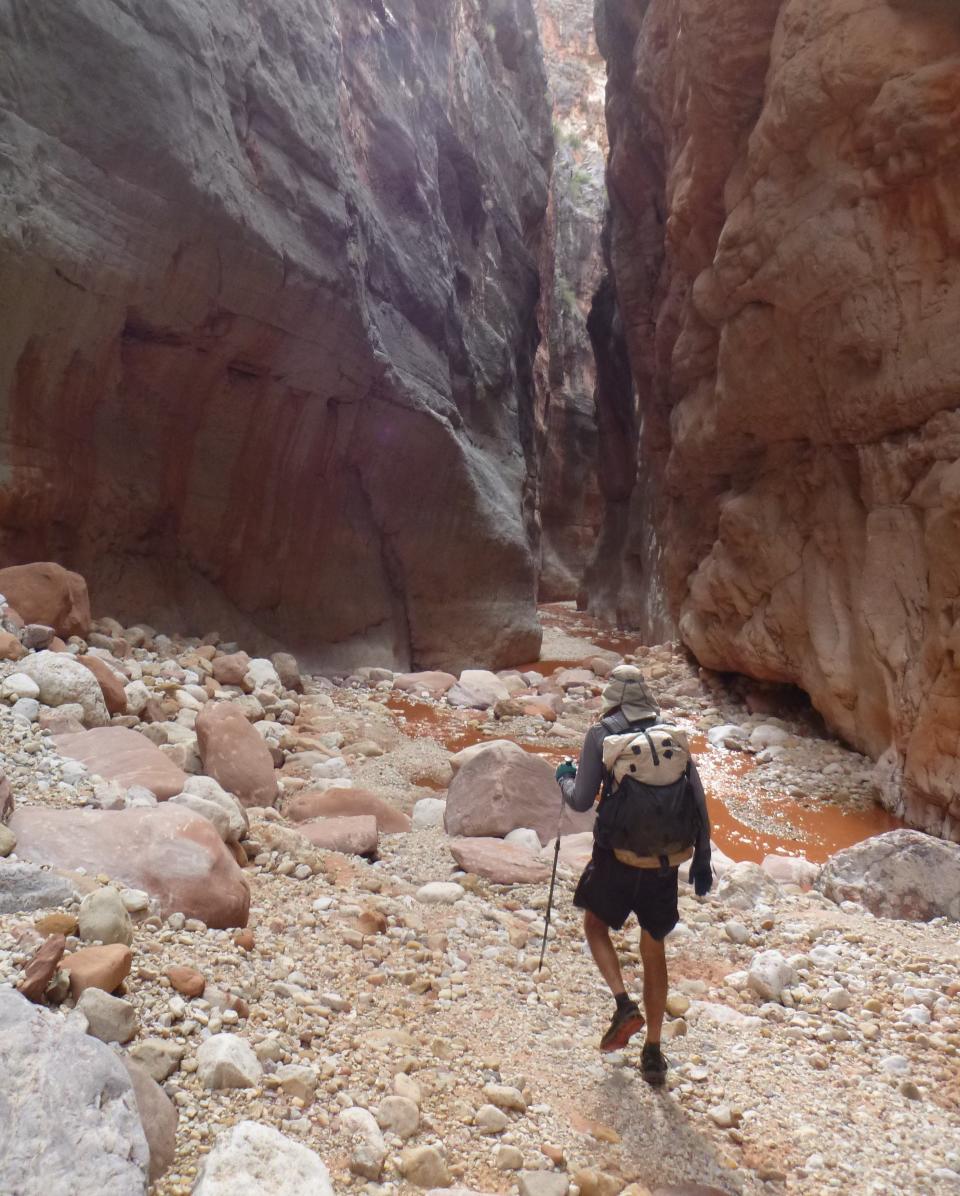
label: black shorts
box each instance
[573,845,679,939]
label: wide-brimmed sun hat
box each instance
[601,664,659,723]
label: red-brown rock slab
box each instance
[285,787,411,832]
[55,726,187,800]
[196,702,278,808]
[10,805,250,928]
[211,652,251,688]
[0,629,25,661]
[61,943,133,997]
[77,655,128,716]
[122,1057,178,1183]
[0,562,91,638]
[450,838,551,884]
[166,965,205,998]
[16,933,66,1002]
[296,815,379,856]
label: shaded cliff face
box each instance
[532,0,606,600]
[598,0,960,840]
[0,0,551,671]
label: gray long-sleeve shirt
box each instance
[560,716,711,868]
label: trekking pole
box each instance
[538,759,571,973]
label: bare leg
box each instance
[584,910,627,996]
[639,929,668,1044]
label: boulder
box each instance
[747,949,797,1003]
[817,830,960,921]
[10,805,250,928]
[211,652,251,688]
[296,816,379,856]
[716,860,780,911]
[78,886,134,946]
[76,988,138,1044]
[271,652,304,693]
[16,933,66,1003]
[0,628,26,661]
[285,787,411,832]
[340,1106,389,1180]
[0,771,12,823]
[0,563,91,638]
[0,860,84,914]
[169,792,234,842]
[18,651,109,726]
[244,657,283,695]
[181,775,248,839]
[194,1121,333,1196]
[62,944,134,997]
[127,1038,184,1084]
[196,701,279,808]
[392,671,458,699]
[761,854,820,888]
[121,1057,178,1183]
[539,831,594,873]
[55,726,188,800]
[446,670,512,709]
[77,655,129,715]
[449,739,520,774]
[450,838,550,884]
[1,672,40,702]
[0,989,149,1194]
[412,797,446,829]
[445,741,593,844]
[197,1033,263,1090]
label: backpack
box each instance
[594,715,701,861]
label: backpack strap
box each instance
[598,713,657,805]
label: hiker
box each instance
[555,664,712,1085]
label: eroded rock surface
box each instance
[596,0,960,839]
[0,0,552,673]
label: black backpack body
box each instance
[593,714,701,861]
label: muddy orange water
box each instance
[390,604,903,865]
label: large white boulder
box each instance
[194,1121,333,1196]
[716,860,780,910]
[817,830,960,921]
[18,650,109,726]
[197,1034,263,1090]
[446,670,511,710]
[0,989,149,1193]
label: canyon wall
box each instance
[532,0,606,600]
[0,0,552,671]
[597,0,960,839]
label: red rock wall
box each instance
[597,0,960,839]
[0,0,553,672]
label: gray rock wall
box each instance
[0,0,553,671]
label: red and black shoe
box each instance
[599,1002,645,1053]
[640,1042,668,1086]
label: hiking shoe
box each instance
[641,1042,668,1086]
[599,1002,645,1053]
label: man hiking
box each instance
[555,664,712,1085]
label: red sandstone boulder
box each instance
[0,629,25,661]
[196,702,278,808]
[0,562,91,638]
[211,652,251,688]
[296,816,379,856]
[445,741,594,845]
[61,943,133,996]
[55,726,187,800]
[77,655,128,716]
[10,805,250,927]
[450,837,550,884]
[285,787,411,832]
[122,1057,179,1183]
